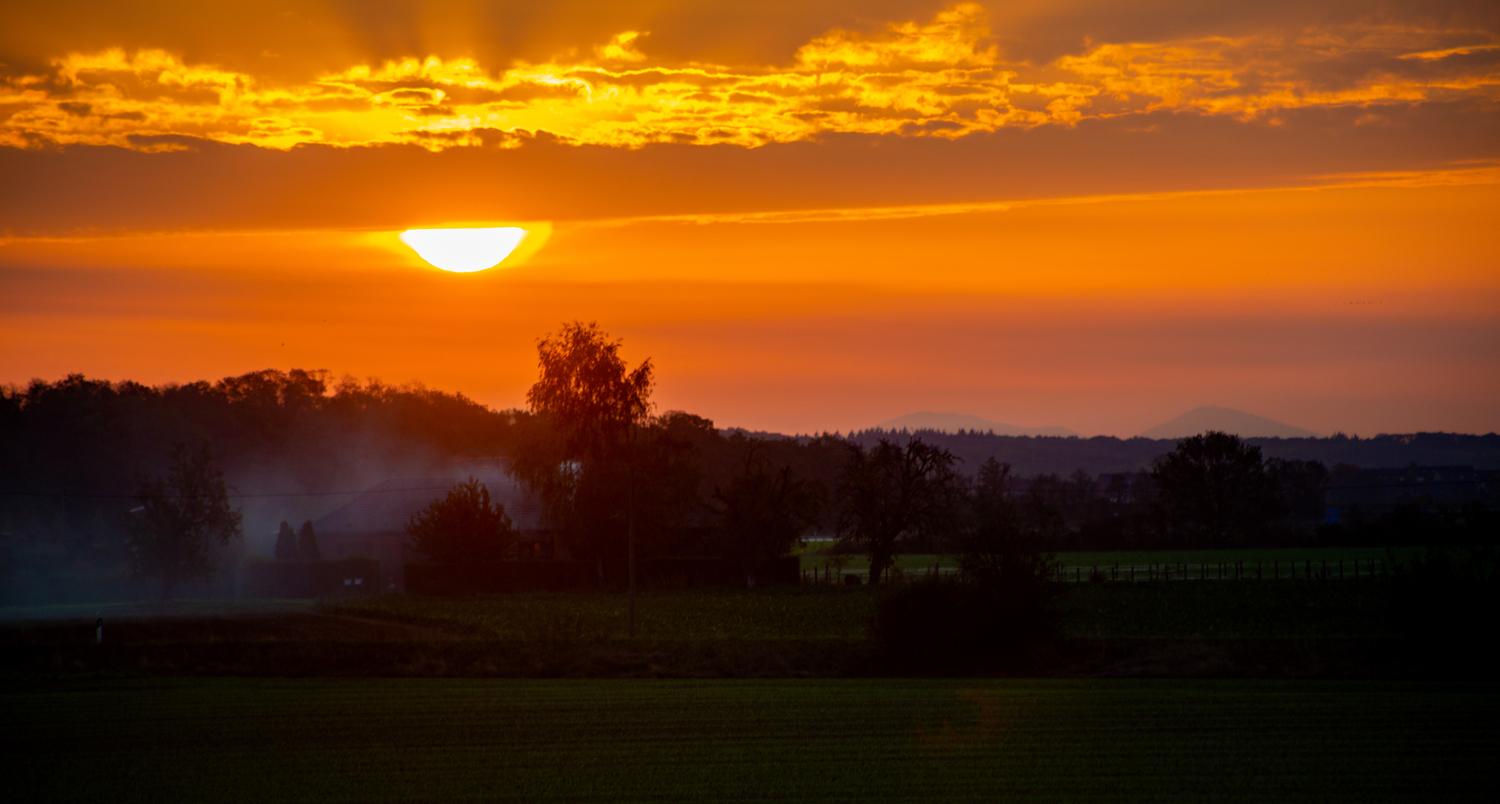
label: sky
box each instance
[2,0,1497,437]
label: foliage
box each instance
[954,458,1062,588]
[0,369,527,602]
[870,580,1055,672]
[274,521,297,560]
[124,442,244,600]
[524,321,654,458]
[872,458,1062,672]
[511,323,702,562]
[1387,542,1499,644]
[296,520,321,560]
[1152,431,1281,544]
[836,438,960,585]
[406,478,517,564]
[712,445,824,579]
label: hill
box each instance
[1139,406,1319,439]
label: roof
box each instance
[312,462,545,535]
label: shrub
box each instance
[406,478,517,563]
[870,578,1056,673]
[1387,544,1499,648]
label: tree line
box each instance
[2,324,1494,602]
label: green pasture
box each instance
[331,579,1394,641]
[798,545,1414,574]
[4,678,1491,803]
[333,587,873,641]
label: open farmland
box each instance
[4,678,1492,803]
[798,546,1415,577]
[328,579,1396,642]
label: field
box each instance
[4,677,1491,803]
[327,579,1396,642]
[797,546,1412,576]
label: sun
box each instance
[399,227,529,272]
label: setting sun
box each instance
[398,227,529,272]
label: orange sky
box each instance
[2,1,1498,436]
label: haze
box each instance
[2,0,1497,436]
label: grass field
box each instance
[332,587,873,641]
[329,579,1395,641]
[3,678,1491,803]
[797,546,1413,575]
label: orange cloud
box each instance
[3,5,1495,151]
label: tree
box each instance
[297,520,321,560]
[954,459,1060,588]
[836,438,960,585]
[274,520,297,560]
[713,446,823,586]
[1152,431,1281,545]
[406,478,517,563]
[125,442,243,600]
[525,321,653,457]
[1266,458,1330,525]
[513,322,658,558]
[872,458,1061,671]
[513,321,664,635]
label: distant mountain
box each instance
[1138,406,1319,439]
[875,412,1078,437]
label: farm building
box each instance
[309,460,545,590]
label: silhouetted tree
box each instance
[526,321,653,457]
[512,321,658,564]
[125,442,243,600]
[836,438,960,585]
[713,445,823,586]
[1266,458,1329,525]
[406,478,516,563]
[872,458,1061,671]
[955,459,1061,587]
[297,520,321,560]
[1152,432,1280,544]
[274,521,298,560]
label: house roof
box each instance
[312,463,545,535]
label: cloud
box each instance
[2,4,1495,151]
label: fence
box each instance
[800,558,1389,585]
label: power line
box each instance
[0,483,500,501]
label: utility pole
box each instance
[627,431,637,638]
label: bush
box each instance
[1387,545,1499,648]
[870,578,1056,673]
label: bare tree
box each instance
[713,446,823,586]
[125,442,243,600]
[836,438,959,585]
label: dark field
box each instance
[3,678,1492,803]
[326,579,1396,641]
[2,580,1424,678]
[798,546,1411,574]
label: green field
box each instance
[330,580,1394,642]
[797,546,1411,575]
[333,586,873,640]
[3,678,1490,803]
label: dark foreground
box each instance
[3,678,1492,803]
